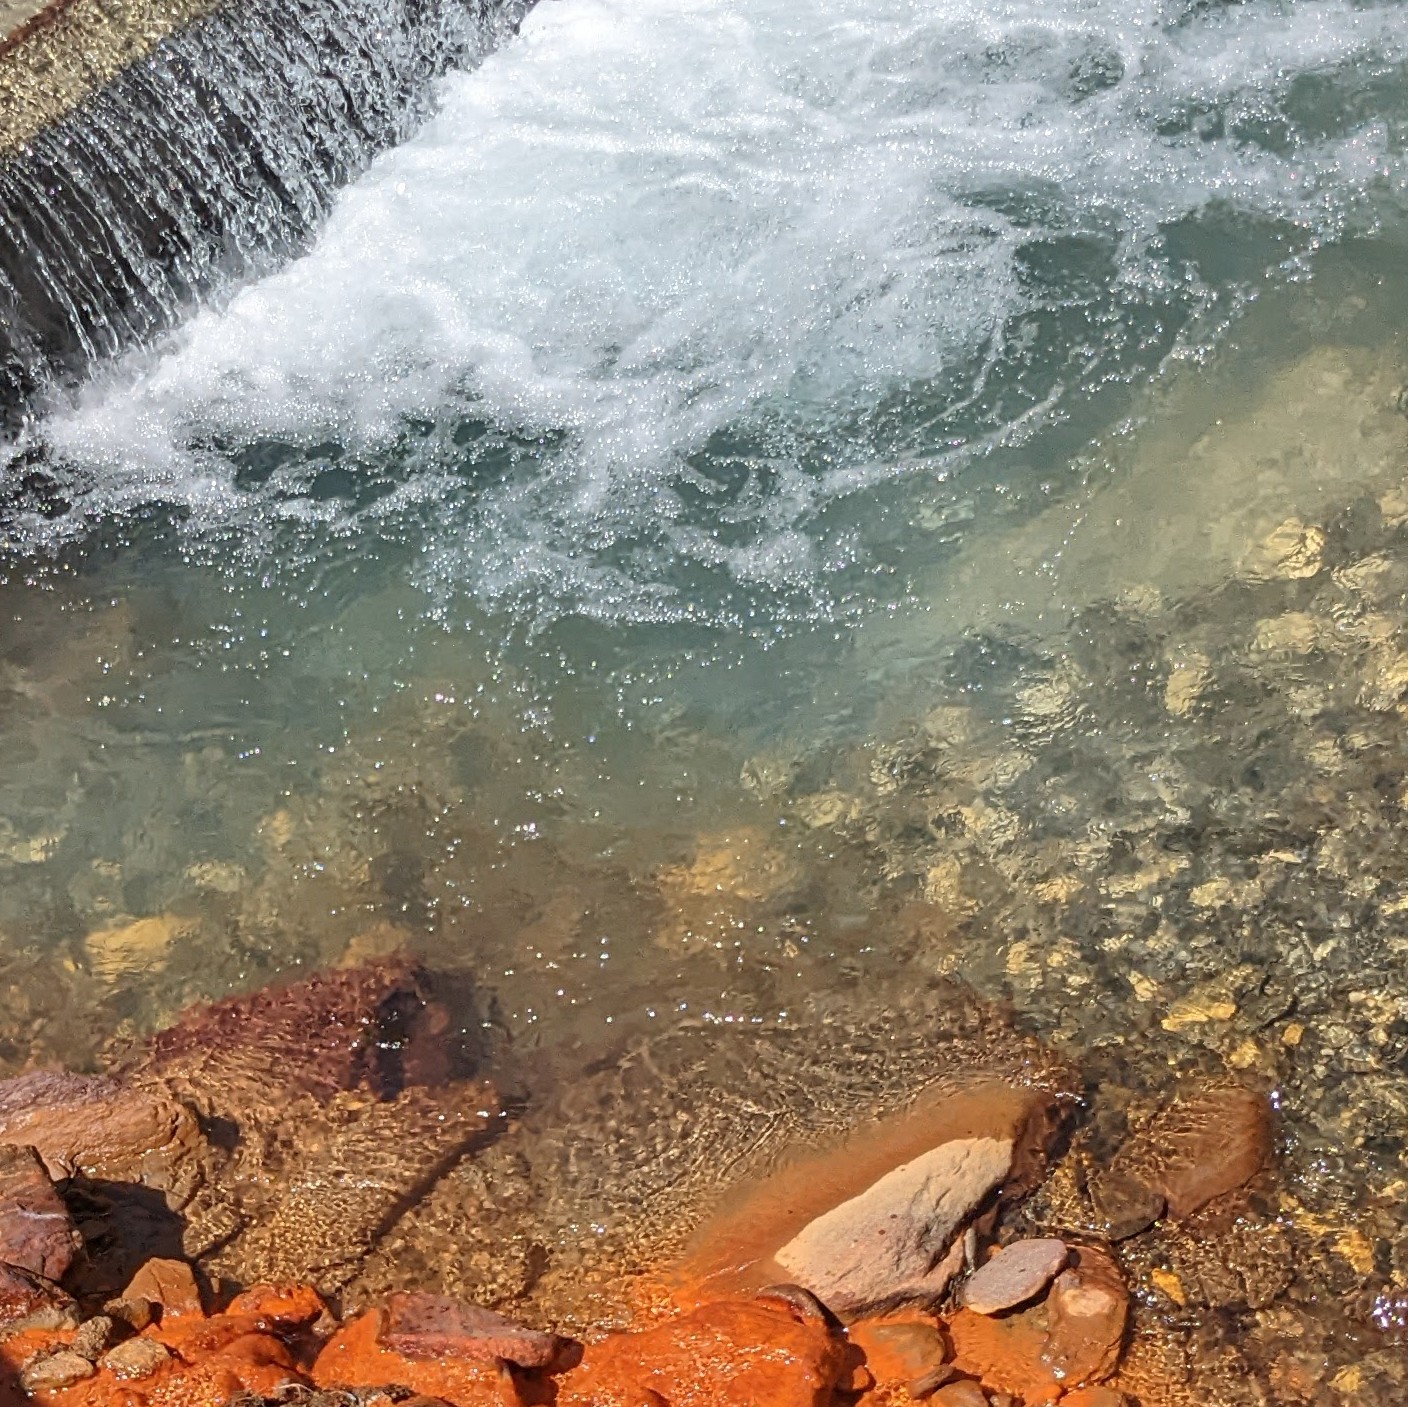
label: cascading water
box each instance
[0,0,529,421]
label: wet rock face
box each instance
[0,1069,202,1203]
[0,1260,76,1331]
[0,1143,80,1280]
[683,1075,1072,1322]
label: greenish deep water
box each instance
[3,0,1408,1394]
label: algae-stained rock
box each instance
[381,1291,582,1371]
[0,1261,76,1332]
[0,1069,202,1204]
[0,1143,80,1280]
[139,956,460,1115]
[958,1238,1069,1315]
[1113,1080,1272,1220]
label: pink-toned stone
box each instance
[958,1239,1069,1315]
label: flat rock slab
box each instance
[0,1143,79,1280]
[775,1135,1012,1317]
[381,1291,582,1372]
[958,1238,1069,1314]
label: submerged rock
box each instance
[0,1143,80,1280]
[0,1069,203,1204]
[1112,1080,1272,1220]
[1041,1244,1129,1386]
[0,1261,77,1333]
[380,1291,581,1372]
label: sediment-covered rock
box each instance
[1111,1080,1272,1221]
[688,1078,1067,1320]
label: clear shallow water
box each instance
[3,5,1408,1346]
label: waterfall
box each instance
[0,0,530,429]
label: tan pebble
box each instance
[20,1351,96,1391]
[1282,1023,1305,1047]
[1149,1267,1186,1307]
[1334,1228,1376,1276]
[1228,1040,1262,1070]
[1253,612,1319,653]
[83,915,191,982]
[100,1337,172,1381]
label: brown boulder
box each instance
[0,1144,80,1280]
[1042,1244,1129,1386]
[122,1257,203,1318]
[0,1069,202,1204]
[380,1291,582,1372]
[1112,1080,1272,1220]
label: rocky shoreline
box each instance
[0,955,1302,1406]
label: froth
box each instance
[19,0,1408,623]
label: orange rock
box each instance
[123,1260,202,1320]
[848,1316,952,1396]
[556,1297,851,1407]
[224,1283,327,1327]
[946,1305,1059,1403]
[313,1309,504,1407]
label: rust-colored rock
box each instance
[0,1143,80,1280]
[556,1297,852,1407]
[1112,1081,1272,1220]
[381,1291,581,1372]
[0,1070,202,1203]
[122,1258,203,1319]
[683,1079,1067,1319]
[849,1316,953,1397]
[1042,1244,1129,1387]
[313,1308,505,1406]
[946,1305,1058,1403]
[140,957,459,1115]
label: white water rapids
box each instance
[13,0,1408,627]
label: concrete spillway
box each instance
[0,0,528,424]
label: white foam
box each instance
[27,0,1408,620]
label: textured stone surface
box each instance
[1042,1244,1129,1387]
[775,1134,1012,1318]
[555,1298,852,1407]
[123,1257,203,1318]
[0,1260,76,1331]
[958,1239,1069,1315]
[0,1142,79,1280]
